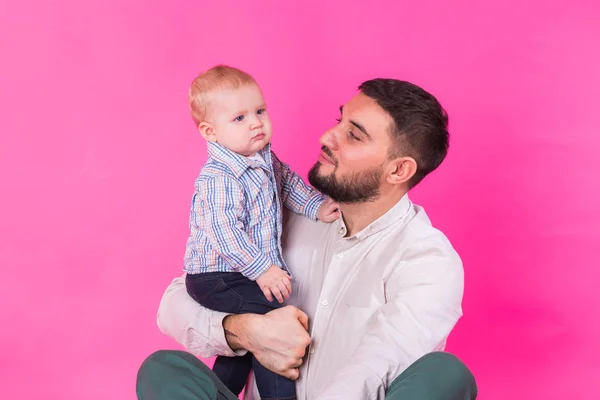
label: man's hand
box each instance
[223,306,311,380]
[317,198,340,223]
[256,265,292,303]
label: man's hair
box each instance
[188,65,257,126]
[359,79,449,188]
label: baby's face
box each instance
[205,84,273,157]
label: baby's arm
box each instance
[195,175,271,281]
[271,151,337,221]
[195,175,293,301]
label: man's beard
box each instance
[308,149,382,204]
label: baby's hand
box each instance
[256,265,292,303]
[317,198,340,222]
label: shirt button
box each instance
[310,348,315,354]
[322,300,329,306]
[338,227,346,236]
[337,253,343,259]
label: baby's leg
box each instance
[220,273,296,400]
[186,272,255,396]
[212,353,253,396]
[251,357,296,400]
[186,272,296,399]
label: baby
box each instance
[183,65,338,399]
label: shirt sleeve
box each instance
[271,151,326,220]
[195,175,271,280]
[315,241,465,400]
[156,275,248,358]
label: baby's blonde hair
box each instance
[188,65,257,126]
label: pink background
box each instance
[1,0,599,399]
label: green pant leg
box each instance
[385,352,478,400]
[136,350,239,400]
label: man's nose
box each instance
[320,127,338,150]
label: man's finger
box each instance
[296,309,309,331]
[283,367,300,381]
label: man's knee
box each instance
[420,352,477,398]
[138,350,173,380]
[136,350,215,400]
[137,350,180,399]
[140,349,182,368]
[138,350,192,379]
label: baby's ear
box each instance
[198,121,217,142]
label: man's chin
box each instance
[308,163,328,190]
[312,170,334,183]
[316,161,336,175]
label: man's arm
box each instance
[156,275,242,358]
[157,277,312,379]
[271,151,326,220]
[315,241,464,400]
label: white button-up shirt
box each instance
[157,195,464,400]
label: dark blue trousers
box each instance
[186,272,295,400]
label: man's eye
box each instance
[348,130,360,141]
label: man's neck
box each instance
[339,188,408,237]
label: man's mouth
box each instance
[319,151,335,165]
[319,146,336,166]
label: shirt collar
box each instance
[336,194,413,242]
[206,141,271,178]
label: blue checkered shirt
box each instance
[183,142,326,280]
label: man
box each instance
[137,79,478,400]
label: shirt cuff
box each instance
[304,193,327,221]
[209,311,248,357]
[242,252,272,281]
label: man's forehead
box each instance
[342,93,394,136]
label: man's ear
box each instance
[386,156,417,186]
[198,121,217,142]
